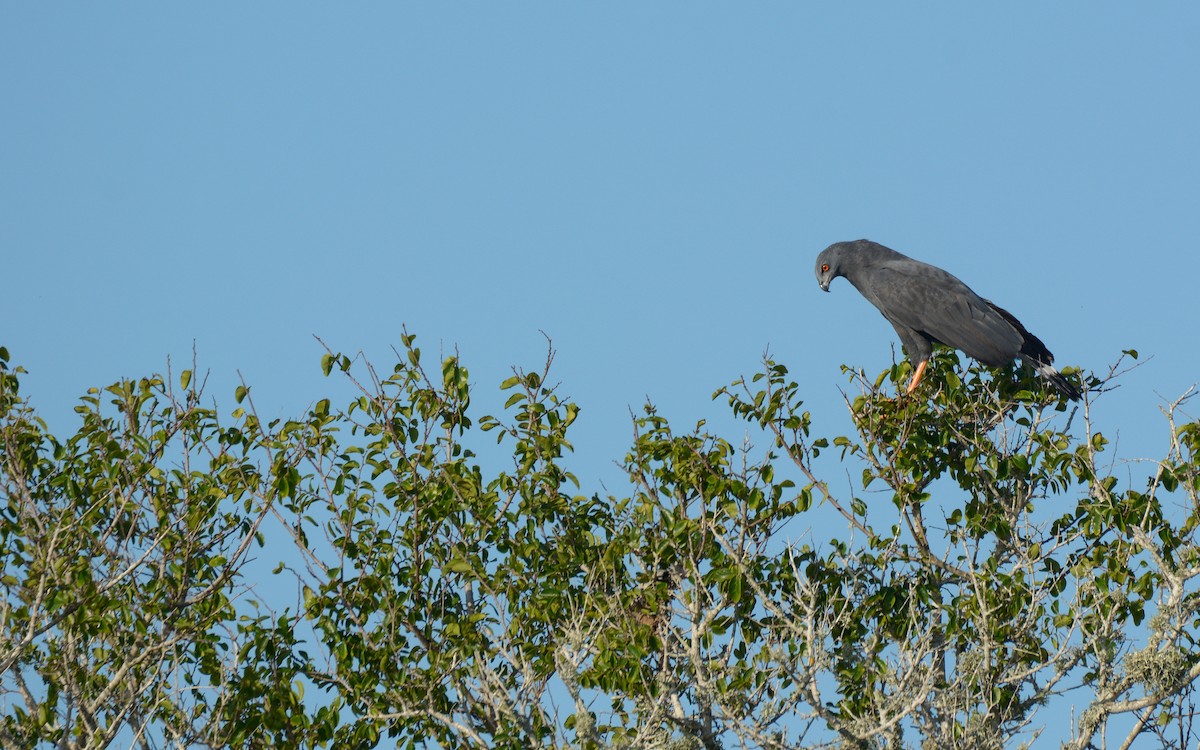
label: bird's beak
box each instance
[819,280,830,292]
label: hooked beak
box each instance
[818,280,830,292]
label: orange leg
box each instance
[905,360,928,395]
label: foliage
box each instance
[2,340,1199,749]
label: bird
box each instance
[814,239,1081,401]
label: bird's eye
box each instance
[821,264,830,273]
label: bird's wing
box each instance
[860,264,1024,366]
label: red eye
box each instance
[821,264,830,273]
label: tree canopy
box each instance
[2,339,1198,749]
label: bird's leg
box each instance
[905,360,928,395]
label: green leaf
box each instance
[180,370,192,390]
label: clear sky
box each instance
[3,8,1199,528]
[6,1,1199,506]
[3,4,1199,745]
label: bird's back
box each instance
[841,243,1024,366]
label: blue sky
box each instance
[3,4,1200,746]
[4,5,1198,494]
[6,3,1199,503]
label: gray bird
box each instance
[815,239,1080,401]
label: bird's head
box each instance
[815,239,882,292]
[814,242,850,292]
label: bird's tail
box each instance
[1023,356,1082,402]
